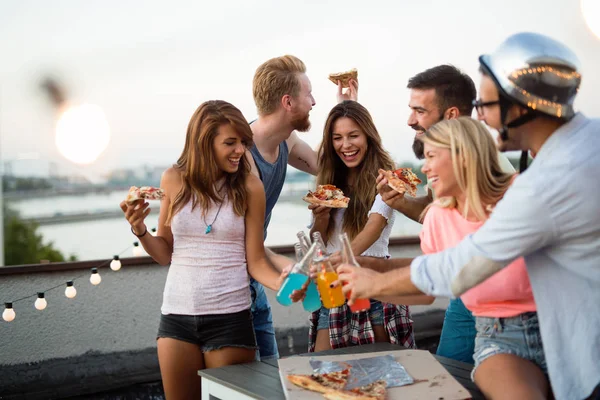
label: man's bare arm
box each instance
[392,194,432,223]
[355,256,415,273]
[286,132,318,175]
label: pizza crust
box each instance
[328,68,358,88]
[287,375,331,394]
[287,369,351,394]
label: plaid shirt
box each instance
[308,302,415,352]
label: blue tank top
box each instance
[250,141,288,239]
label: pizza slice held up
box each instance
[302,184,350,208]
[328,68,358,88]
[126,186,165,204]
[378,168,422,197]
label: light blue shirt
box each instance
[410,114,600,400]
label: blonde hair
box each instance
[253,55,306,115]
[166,100,253,225]
[318,101,396,239]
[420,117,514,222]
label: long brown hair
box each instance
[317,101,395,239]
[420,117,514,221]
[166,100,253,224]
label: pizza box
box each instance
[278,349,471,400]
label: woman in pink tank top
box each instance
[416,118,547,399]
[120,100,293,399]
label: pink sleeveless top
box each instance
[161,196,251,315]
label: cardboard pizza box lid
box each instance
[278,349,471,400]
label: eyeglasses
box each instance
[472,99,500,115]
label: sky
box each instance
[1,0,599,180]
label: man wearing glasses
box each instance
[377,65,514,224]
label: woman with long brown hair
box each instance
[120,100,288,399]
[308,100,414,352]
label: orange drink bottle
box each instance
[340,233,371,313]
[313,240,345,309]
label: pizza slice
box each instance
[287,368,351,394]
[126,186,165,204]
[378,168,422,197]
[328,68,358,88]
[302,184,350,208]
[323,380,387,400]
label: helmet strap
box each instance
[498,98,538,172]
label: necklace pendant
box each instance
[205,225,212,234]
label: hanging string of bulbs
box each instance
[2,229,157,322]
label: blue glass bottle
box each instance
[276,242,321,310]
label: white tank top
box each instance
[161,195,251,315]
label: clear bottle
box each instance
[276,242,321,310]
[294,242,304,261]
[340,233,371,312]
[296,231,312,252]
[311,231,327,255]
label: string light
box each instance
[90,268,101,285]
[65,281,77,299]
[132,242,144,257]
[3,303,15,322]
[34,293,47,311]
[2,243,134,323]
[110,255,122,271]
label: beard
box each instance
[412,137,425,160]
[291,114,311,132]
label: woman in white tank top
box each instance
[120,100,291,399]
[308,101,414,352]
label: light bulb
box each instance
[90,268,101,285]
[34,293,47,311]
[3,303,15,322]
[65,281,77,299]
[132,242,144,257]
[110,255,121,271]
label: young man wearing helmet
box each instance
[337,32,600,400]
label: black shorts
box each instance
[157,309,257,352]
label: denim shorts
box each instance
[436,298,476,364]
[250,278,279,360]
[316,299,384,330]
[471,311,547,381]
[157,309,257,352]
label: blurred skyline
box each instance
[1,0,599,181]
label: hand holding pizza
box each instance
[119,199,150,236]
[336,78,359,103]
[329,68,359,104]
[376,171,407,209]
[308,203,332,222]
